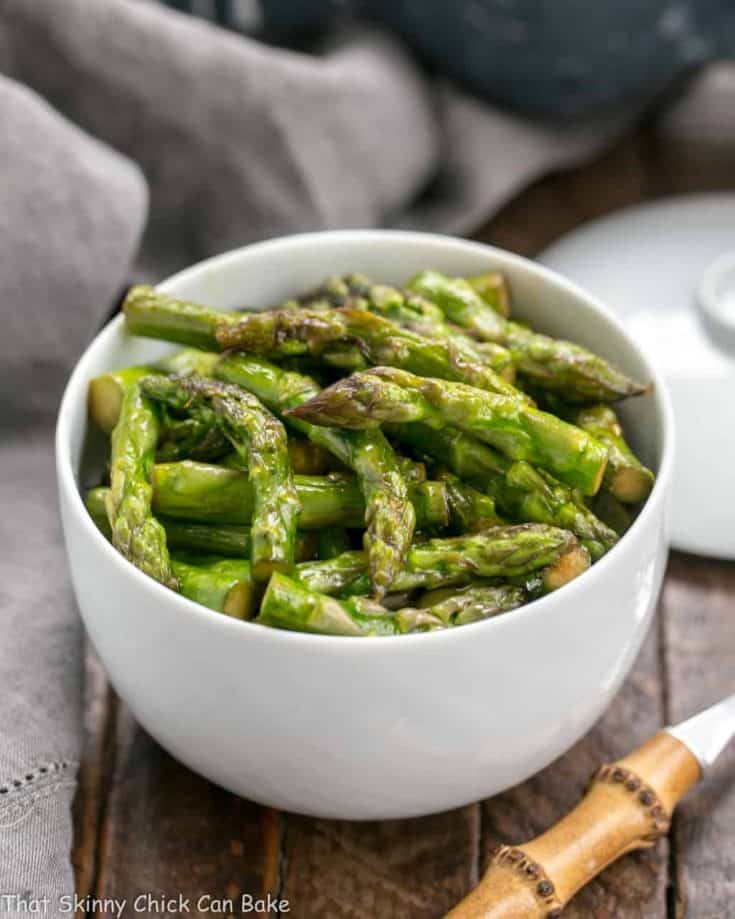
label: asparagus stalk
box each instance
[572,405,655,503]
[287,438,336,474]
[257,573,528,636]
[302,275,516,381]
[157,413,229,462]
[171,555,255,619]
[289,367,609,495]
[86,486,319,561]
[141,375,300,581]
[215,307,523,400]
[150,461,448,531]
[389,422,617,560]
[296,524,583,597]
[407,271,647,402]
[213,354,418,596]
[88,348,220,433]
[318,527,352,560]
[123,286,243,350]
[465,272,511,317]
[123,284,370,376]
[416,583,526,625]
[589,490,634,535]
[438,470,504,532]
[105,381,177,589]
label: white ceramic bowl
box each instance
[56,231,673,820]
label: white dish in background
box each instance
[541,193,735,559]
[56,231,673,819]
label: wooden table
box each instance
[73,116,735,918]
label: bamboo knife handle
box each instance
[446,732,701,918]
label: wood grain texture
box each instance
[281,807,479,918]
[72,645,116,899]
[661,554,735,919]
[94,706,282,917]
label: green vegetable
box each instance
[256,573,527,636]
[389,422,617,560]
[589,490,634,535]
[88,348,219,433]
[439,470,504,532]
[572,405,655,503]
[465,272,511,316]
[123,286,241,350]
[416,583,526,625]
[171,555,255,619]
[105,381,177,588]
[407,271,646,402]
[150,461,448,531]
[141,375,300,581]
[215,306,522,400]
[86,486,318,561]
[214,354,417,596]
[301,274,516,381]
[318,528,352,560]
[295,524,583,597]
[289,366,609,495]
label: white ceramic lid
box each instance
[540,193,735,559]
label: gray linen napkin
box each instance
[0,76,146,905]
[1,0,732,907]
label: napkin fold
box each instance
[0,75,145,904]
[1,0,732,908]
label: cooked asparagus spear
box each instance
[105,381,177,589]
[157,413,229,462]
[302,275,516,381]
[407,271,647,402]
[171,555,255,619]
[465,272,511,317]
[289,367,608,495]
[86,486,318,561]
[439,470,504,532]
[318,527,352,560]
[296,524,584,597]
[257,573,527,636]
[141,375,300,581]
[151,462,448,531]
[589,490,634,535]
[123,285,370,374]
[218,440,340,476]
[389,422,617,560]
[123,286,243,350]
[88,348,220,433]
[287,438,335,474]
[216,306,523,401]
[213,354,418,596]
[572,405,655,503]
[416,583,526,625]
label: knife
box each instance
[447,694,735,918]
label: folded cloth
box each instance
[0,0,631,279]
[0,0,732,907]
[0,76,146,907]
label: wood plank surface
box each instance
[661,555,735,919]
[93,707,282,917]
[281,807,479,918]
[72,645,116,900]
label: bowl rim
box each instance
[56,228,675,651]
